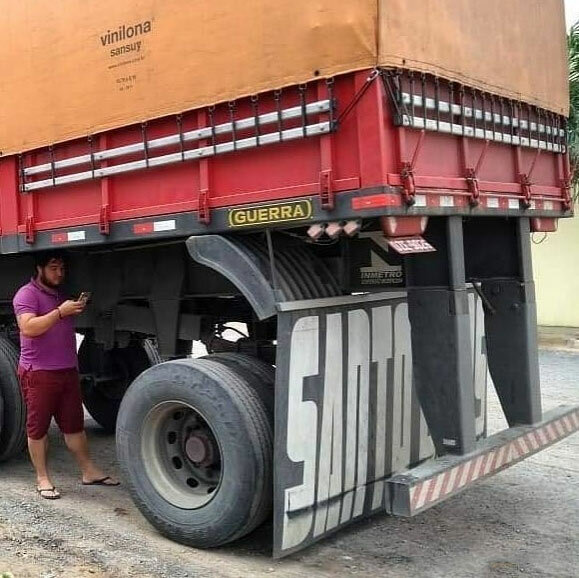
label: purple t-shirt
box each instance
[13,278,77,371]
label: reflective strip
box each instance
[407,407,579,514]
[51,230,86,244]
[536,427,548,445]
[414,479,432,510]
[68,231,86,241]
[516,437,529,455]
[351,193,401,210]
[51,233,67,244]
[133,219,177,235]
[430,473,446,501]
[457,461,471,489]
[482,452,495,475]
[558,420,568,435]
[442,468,455,494]
[471,455,485,480]
[507,443,516,462]
[414,194,427,207]
[153,219,176,232]
[525,432,539,451]
[133,223,154,235]
[497,445,509,468]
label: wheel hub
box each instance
[185,433,215,467]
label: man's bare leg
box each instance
[63,431,118,485]
[28,436,60,498]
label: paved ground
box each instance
[0,350,577,578]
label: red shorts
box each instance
[18,367,84,440]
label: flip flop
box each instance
[37,486,60,500]
[82,476,120,487]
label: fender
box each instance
[186,234,340,320]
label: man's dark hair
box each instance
[34,250,67,269]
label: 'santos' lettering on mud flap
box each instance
[228,200,313,227]
[274,292,487,556]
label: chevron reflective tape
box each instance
[51,230,87,244]
[388,406,579,517]
[133,219,177,235]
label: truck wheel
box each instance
[79,338,161,433]
[0,336,26,462]
[202,353,274,416]
[116,358,272,548]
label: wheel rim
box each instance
[141,401,223,509]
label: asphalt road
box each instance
[0,349,577,578]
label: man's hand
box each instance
[17,299,86,338]
[59,299,86,318]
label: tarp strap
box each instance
[337,68,381,124]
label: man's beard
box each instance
[39,271,61,288]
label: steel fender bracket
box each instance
[386,405,579,517]
[186,235,277,320]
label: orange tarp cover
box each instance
[378,0,569,117]
[0,0,568,155]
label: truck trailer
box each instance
[0,0,577,557]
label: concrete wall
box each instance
[532,204,579,327]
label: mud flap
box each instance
[273,290,487,557]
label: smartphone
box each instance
[77,291,92,304]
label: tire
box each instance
[79,338,161,433]
[116,358,273,548]
[202,353,274,417]
[0,336,26,462]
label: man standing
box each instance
[13,250,118,499]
